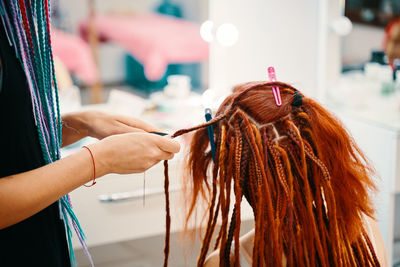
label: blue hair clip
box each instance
[205,108,216,163]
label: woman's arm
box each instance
[0,132,180,229]
[0,147,94,229]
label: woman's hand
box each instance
[61,110,160,147]
[0,131,180,229]
[61,110,180,174]
[89,132,180,176]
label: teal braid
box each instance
[61,204,77,266]
[26,0,57,165]
[14,0,53,164]
[35,0,58,160]
[45,3,62,155]
[50,37,62,157]
[20,0,55,162]
[12,0,52,164]
[27,0,58,161]
[36,0,58,159]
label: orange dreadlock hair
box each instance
[163,81,380,267]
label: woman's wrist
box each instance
[61,111,91,147]
[85,141,111,178]
[62,111,89,137]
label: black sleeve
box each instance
[0,42,3,92]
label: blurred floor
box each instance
[74,220,253,267]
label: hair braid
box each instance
[173,115,226,138]
[232,121,243,267]
[219,136,236,266]
[163,160,171,267]
[224,207,237,267]
[274,145,296,266]
[214,125,228,251]
[197,128,225,266]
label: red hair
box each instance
[163,81,380,266]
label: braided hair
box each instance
[163,81,380,267]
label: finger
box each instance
[116,116,160,132]
[115,121,146,134]
[153,135,181,154]
[164,152,175,160]
[155,151,175,161]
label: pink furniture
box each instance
[79,14,209,81]
[51,29,99,85]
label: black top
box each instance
[0,21,70,266]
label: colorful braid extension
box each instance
[0,1,92,266]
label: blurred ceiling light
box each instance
[330,16,352,36]
[216,23,239,47]
[201,88,216,108]
[200,20,214,43]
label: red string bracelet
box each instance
[82,145,96,187]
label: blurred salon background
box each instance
[51,0,400,266]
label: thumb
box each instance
[154,135,181,154]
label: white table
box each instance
[69,154,254,250]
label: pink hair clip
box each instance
[267,66,282,106]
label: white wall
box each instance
[209,0,343,98]
[342,23,385,64]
